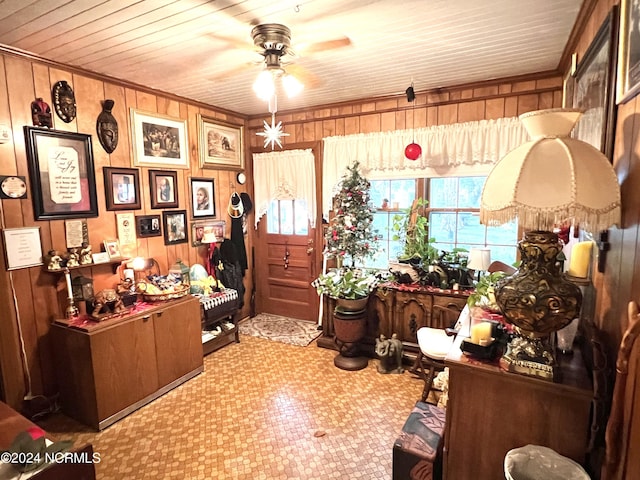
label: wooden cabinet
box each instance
[317,284,468,358]
[51,296,203,430]
[443,335,593,480]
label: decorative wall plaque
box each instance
[0,175,27,199]
[96,99,118,153]
[52,80,77,123]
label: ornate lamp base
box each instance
[500,335,555,380]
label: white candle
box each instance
[124,268,134,281]
[568,241,593,278]
[470,321,492,345]
[64,269,73,299]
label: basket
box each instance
[143,284,190,302]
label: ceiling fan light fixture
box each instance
[282,73,303,97]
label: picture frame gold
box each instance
[197,114,244,170]
[130,109,188,169]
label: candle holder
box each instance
[65,297,79,319]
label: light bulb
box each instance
[282,73,303,97]
[253,70,275,101]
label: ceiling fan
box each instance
[208,22,352,103]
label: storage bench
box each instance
[393,401,446,480]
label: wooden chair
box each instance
[487,260,517,275]
[413,304,462,403]
[602,301,640,480]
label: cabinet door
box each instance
[393,291,433,344]
[91,315,159,421]
[153,297,203,388]
[373,288,395,338]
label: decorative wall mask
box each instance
[96,99,119,153]
[52,80,77,123]
[31,97,52,128]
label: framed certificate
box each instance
[2,227,43,270]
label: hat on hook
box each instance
[228,192,244,218]
[240,192,253,214]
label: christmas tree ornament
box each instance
[404,82,422,161]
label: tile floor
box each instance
[39,333,424,479]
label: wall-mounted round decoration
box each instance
[0,175,27,199]
[52,80,77,123]
[236,172,246,185]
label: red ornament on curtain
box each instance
[404,83,421,161]
[405,142,422,160]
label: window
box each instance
[267,199,308,235]
[426,176,517,265]
[363,176,518,269]
[368,179,417,269]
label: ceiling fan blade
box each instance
[286,64,321,90]
[207,62,256,83]
[293,36,352,56]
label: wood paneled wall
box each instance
[0,51,251,409]
[246,74,563,145]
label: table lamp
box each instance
[480,108,621,379]
[467,247,491,282]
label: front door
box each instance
[254,199,319,321]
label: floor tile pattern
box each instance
[39,334,423,479]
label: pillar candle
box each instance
[470,321,492,345]
[568,241,593,278]
[64,269,73,300]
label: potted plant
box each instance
[314,268,380,312]
[315,161,380,370]
[466,271,507,312]
[391,198,438,266]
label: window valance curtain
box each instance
[322,116,528,217]
[253,148,317,228]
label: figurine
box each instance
[79,242,92,265]
[91,289,126,319]
[375,333,405,374]
[45,250,63,270]
[66,248,79,268]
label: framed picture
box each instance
[116,212,136,246]
[618,0,640,103]
[103,240,122,259]
[2,227,43,270]
[149,170,178,209]
[190,177,216,218]
[573,6,619,160]
[135,214,162,238]
[23,127,98,220]
[191,220,226,247]
[104,167,141,211]
[163,210,188,245]
[197,115,244,169]
[130,109,189,169]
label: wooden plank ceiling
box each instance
[0,0,582,116]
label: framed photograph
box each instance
[136,215,162,238]
[64,219,87,249]
[191,220,226,247]
[573,5,619,159]
[163,210,188,245]
[618,0,640,103]
[103,240,122,259]
[2,227,43,270]
[104,167,141,211]
[130,109,189,169]
[190,177,216,218]
[197,115,244,169]
[149,170,178,209]
[23,127,98,220]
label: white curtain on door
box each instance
[321,116,529,217]
[253,148,317,228]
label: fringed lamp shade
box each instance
[479,108,621,379]
[480,108,621,232]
